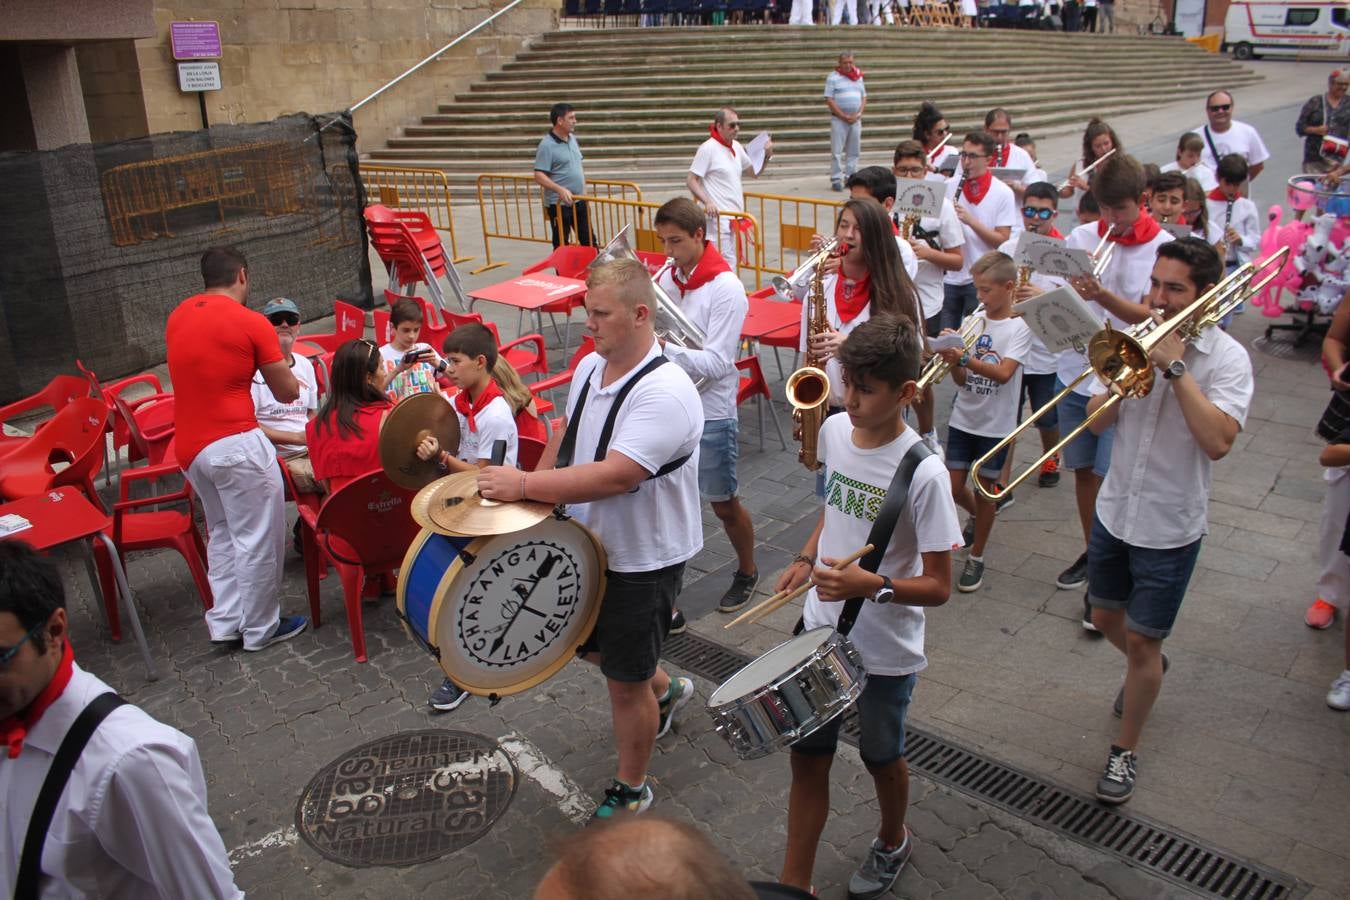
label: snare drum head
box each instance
[430,516,606,697]
[708,627,836,707]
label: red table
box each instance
[0,487,158,680]
[741,295,802,346]
[468,274,588,352]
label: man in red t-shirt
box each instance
[166,247,307,652]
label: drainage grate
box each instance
[663,631,1307,900]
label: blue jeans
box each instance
[1087,516,1202,639]
[1056,380,1113,476]
[697,418,739,502]
[941,281,979,332]
[791,672,916,766]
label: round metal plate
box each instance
[295,730,517,868]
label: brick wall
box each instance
[77,40,151,143]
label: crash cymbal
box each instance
[411,471,554,536]
[379,393,460,490]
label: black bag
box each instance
[1317,388,1350,443]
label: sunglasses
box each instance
[0,621,45,671]
[933,126,950,135]
[1208,103,1232,112]
[267,313,300,326]
[1022,207,1055,221]
[724,122,741,129]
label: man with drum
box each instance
[478,257,704,821]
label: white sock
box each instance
[969,554,983,563]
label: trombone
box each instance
[971,247,1289,502]
[1089,229,1115,279]
[915,308,987,391]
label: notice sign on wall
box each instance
[178,61,222,92]
[170,21,222,60]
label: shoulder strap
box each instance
[553,364,598,470]
[592,356,668,462]
[836,440,934,637]
[557,356,691,480]
[16,692,127,900]
[1202,125,1221,167]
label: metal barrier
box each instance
[742,190,843,284]
[474,174,643,273]
[360,164,471,263]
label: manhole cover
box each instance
[295,730,517,868]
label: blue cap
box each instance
[262,297,300,318]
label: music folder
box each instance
[893,177,944,218]
[1017,284,1105,354]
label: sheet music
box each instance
[893,177,944,217]
[1017,285,1106,354]
[1159,222,1191,240]
[746,131,771,176]
[990,167,1027,183]
[1018,233,1093,279]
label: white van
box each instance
[1224,1,1350,60]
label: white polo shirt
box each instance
[945,175,1018,285]
[563,340,704,572]
[656,262,747,422]
[689,137,751,214]
[0,665,242,899]
[456,393,519,467]
[909,198,965,322]
[1096,326,1254,548]
[1161,160,1218,192]
[1192,120,1271,171]
[1204,195,1261,265]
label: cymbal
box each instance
[411,471,554,536]
[379,393,460,490]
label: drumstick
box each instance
[723,544,874,629]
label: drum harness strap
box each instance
[554,356,693,485]
[797,440,934,639]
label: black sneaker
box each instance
[1057,553,1088,590]
[1113,653,1169,717]
[994,485,1015,514]
[718,570,760,613]
[669,608,687,635]
[1096,745,1137,804]
[1037,455,1061,488]
[1082,594,1100,633]
[961,519,975,549]
[429,678,469,712]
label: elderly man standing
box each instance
[688,106,773,269]
[1192,91,1269,182]
[534,102,595,249]
[825,52,866,192]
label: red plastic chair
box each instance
[518,435,548,472]
[636,250,669,274]
[523,245,598,280]
[435,308,549,382]
[75,360,169,484]
[111,391,175,470]
[736,356,787,451]
[530,335,596,403]
[301,300,366,353]
[373,309,392,345]
[0,374,92,453]
[299,469,420,662]
[365,205,460,311]
[0,397,109,509]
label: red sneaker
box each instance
[1306,599,1338,630]
[1038,454,1061,488]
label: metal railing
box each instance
[473,174,644,272]
[741,190,843,285]
[359,164,471,263]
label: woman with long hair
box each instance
[490,355,548,442]
[305,339,395,492]
[1060,118,1122,198]
[912,101,954,173]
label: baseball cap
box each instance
[262,297,300,318]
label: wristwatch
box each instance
[871,575,895,605]
[1162,359,1187,380]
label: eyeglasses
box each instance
[1207,103,1232,112]
[894,166,925,177]
[933,126,950,135]
[1022,207,1055,221]
[0,622,46,671]
[267,313,299,326]
[724,122,741,130]
[957,151,986,160]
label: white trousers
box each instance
[830,117,862,185]
[831,0,859,24]
[707,214,740,270]
[789,0,814,23]
[1318,466,1350,610]
[186,428,285,648]
[867,0,895,22]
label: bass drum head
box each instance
[429,516,606,697]
[708,627,836,708]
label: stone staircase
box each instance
[365,25,1262,190]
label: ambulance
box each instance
[1223,1,1350,60]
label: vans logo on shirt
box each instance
[824,470,886,522]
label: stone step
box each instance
[529,23,1196,48]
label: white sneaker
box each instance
[1328,670,1350,711]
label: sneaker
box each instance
[831,181,844,192]
[1327,670,1350,711]
[669,608,687,635]
[847,830,912,900]
[1057,553,1088,590]
[245,615,307,652]
[957,557,984,593]
[1096,745,1137,804]
[590,778,653,822]
[718,570,760,613]
[657,676,695,738]
[1306,599,1338,630]
[210,633,242,646]
[1038,455,1061,488]
[961,519,975,549]
[429,678,469,713]
[1113,652,1169,717]
[994,485,1015,514]
[1081,594,1100,633]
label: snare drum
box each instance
[706,627,866,761]
[397,516,606,697]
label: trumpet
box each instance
[972,247,1290,502]
[915,309,988,391]
[772,237,841,302]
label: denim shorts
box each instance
[1086,517,1202,639]
[945,425,1007,480]
[1056,380,1113,476]
[791,672,916,766]
[698,418,739,502]
[578,563,684,682]
[1019,372,1059,430]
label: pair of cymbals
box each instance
[379,393,462,490]
[412,472,554,536]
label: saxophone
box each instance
[784,247,837,471]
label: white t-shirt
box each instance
[893,234,920,282]
[1097,327,1253,548]
[689,137,752,214]
[802,421,963,677]
[1204,195,1261,265]
[378,342,440,399]
[948,312,1033,438]
[251,353,318,457]
[909,198,965,321]
[563,340,704,572]
[997,235,1062,374]
[1192,120,1271,171]
[656,261,748,422]
[456,393,519,467]
[946,175,1018,285]
[1160,160,1218,191]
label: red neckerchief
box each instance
[2,640,74,759]
[891,220,901,236]
[454,380,503,433]
[1096,211,1162,247]
[962,171,993,205]
[671,242,732,296]
[1207,187,1234,202]
[994,144,1011,167]
[840,65,864,81]
[708,124,735,156]
[1045,226,1064,239]
[834,272,871,324]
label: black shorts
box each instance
[578,563,685,683]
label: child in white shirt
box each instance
[1160,132,1218,192]
[1205,154,1261,271]
[379,298,441,399]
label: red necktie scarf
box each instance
[671,242,733,296]
[709,124,735,156]
[2,640,74,759]
[1097,211,1163,247]
[835,272,872,324]
[454,380,504,433]
[1046,226,1065,239]
[962,171,993,205]
[1207,187,1230,202]
[841,65,864,81]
